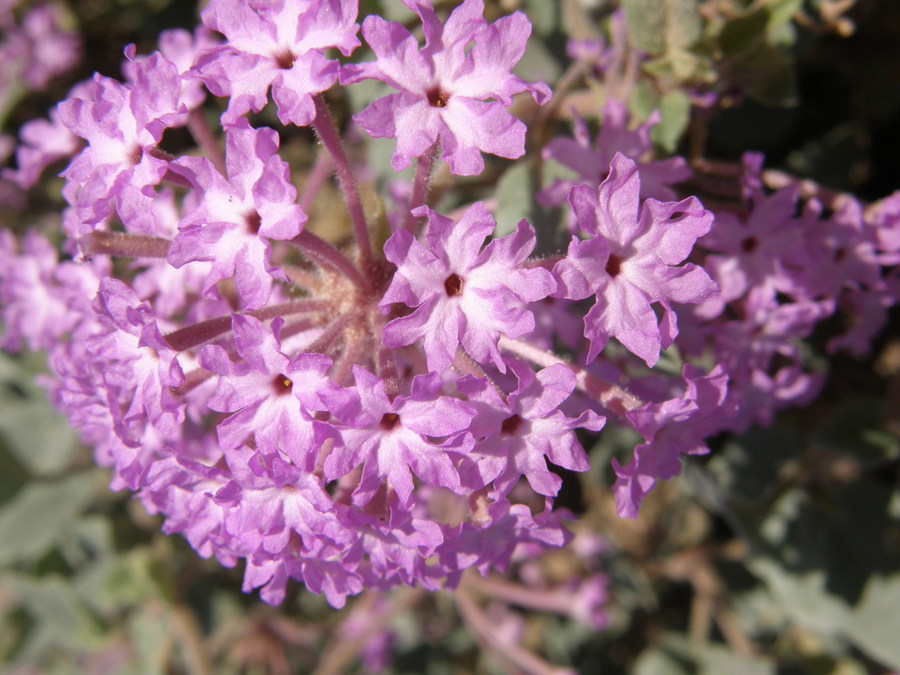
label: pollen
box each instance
[272,373,293,395]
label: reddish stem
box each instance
[82,231,171,259]
[312,94,373,271]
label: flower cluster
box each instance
[1,0,898,610]
[0,0,81,204]
[0,1,80,99]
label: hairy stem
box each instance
[82,231,171,259]
[465,574,573,617]
[187,107,226,174]
[164,300,331,352]
[312,94,373,270]
[304,311,358,355]
[498,336,644,418]
[291,229,367,289]
[301,147,334,213]
[402,141,438,233]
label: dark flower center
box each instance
[272,373,293,395]
[274,49,295,70]
[245,210,262,234]
[426,86,450,108]
[605,253,622,278]
[380,412,401,431]
[444,273,464,297]
[129,144,143,166]
[741,236,758,253]
[500,414,522,436]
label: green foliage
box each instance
[2,0,899,673]
[623,0,703,56]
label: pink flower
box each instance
[459,360,605,497]
[197,0,359,125]
[540,99,691,208]
[4,105,81,190]
[168,119,306,311]
[323,367,476,506]
[57,52,185,236]
[340,0,550,175]
[381,203,555,373]
[199,315,344,471]
[554,153,717,366]
[612,365,728,518]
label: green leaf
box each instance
[748,554,853,639]
[0,352,78,476]
[81,547,163,613]
[765,0,804,29]
[3,574,105,660]
[0,472,101,566]
[622,0,702,56]
[699,644,775,675]
[629,81,660,121]
[0,399,79,476]
[524,0,558,36]
[813,398,899,466]
[634,634,695,675]
[719,9,769,59]
[127,600,172,675]
[650,89,691,152]
[515,34,562,86]
[723,43,798,106]
[844,575,900,670]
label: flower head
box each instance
[554,153,717,366]
[197,0,360,126]
[381,202,555,373]
[341,0,550,175]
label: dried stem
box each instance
[170,603,214,675]
[312,589,425,675]
[454,582,576,675]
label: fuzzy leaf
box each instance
[0,472,100,566]
[622,0,702,56]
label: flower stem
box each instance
[291,229,367,289]
[498,336,644,418]
[164,300,331,352]
[454,580,575,675]
[82,231,171,259]
[402,141,438,232]
[304,311,357,355]
[312,94,373,270]
[465,574,571,616]
[187,108,226,174]
[312,588,425,675]
[301,147,334,213]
